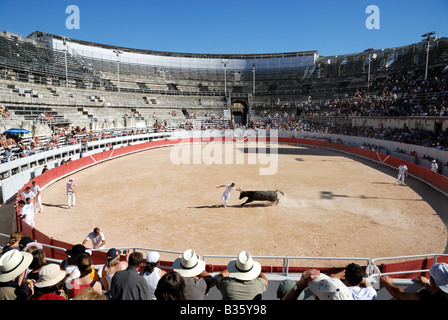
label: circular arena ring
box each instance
[16,132,448,274]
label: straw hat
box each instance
[227,251,261,281]
[0,250,33,282]
[35,264,67,288]
[172,249,205,277]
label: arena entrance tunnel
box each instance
[231,100,248,125]
[10,133,448,298]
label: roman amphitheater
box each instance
[0,29,447,300]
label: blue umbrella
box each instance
[3,128,31,135]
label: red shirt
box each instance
[31,292,67,300]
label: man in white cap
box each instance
[66,177,75,208]
[172,249,215,300]
[142,251,166,299]
[431,159,438,173]
[0,249,33,300]
[380,262,448,300]
[282,269,353,300]
[216,251,268,300]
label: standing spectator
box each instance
[20,198,36,227]
[82,227,106,249]
[380,262,448,300]
[67,253,102,299]
[101,248,129,292]
[216,251,268,300]
[31,264,68,300]
[0,249,33,300]
[66,178,76,208]
[20,186,36,203]
[41,165,49,174]
[431,159,439,173]
[397,161,408,185]
[141,251,166,299]
[30,181,43,213]
[330,263,377,300]
[110,251,151,300]
[172,249,215,300]
[154,271,186,300]
[1,231,23,254]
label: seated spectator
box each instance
[25,249,46,282]
[110,251,151,300]
[100,248,129,292]
[380,262,448,300]
[1,231,23,254]
[277,279,305,300]
[141,251,166,299]
[31,263,68,300]
[73,287,107,300]
[19,236,43,252]
[0,250,33,300]
[330,263,377,300]
[154,271,186,300]
[172,249,215,300]
[216,251,268,300]
[283,269,353,300]
[67,253,102,299]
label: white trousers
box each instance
[222,192,230,206]
[67,192,76,207]
[35,195,43,212]
[397,174,406,184]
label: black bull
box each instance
[239,190,284,206]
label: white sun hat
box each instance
[227,251,262,281]
[172,249,205,278]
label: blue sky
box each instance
[0,0,447,56]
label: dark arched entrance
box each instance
[231,99,248,125]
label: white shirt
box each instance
[398,164,408,175]
[223,185,235,195]
[21,203,35,225]
[85,231,106,248]
[431,162,438,172]
[21,190,36,201]
[66,181,74,193]
[31,185,41,196]
[143,267,163,299]
[348,286,377,300]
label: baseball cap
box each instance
[107,248,121,259]
[146,251,160,263]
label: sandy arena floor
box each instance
[29,143,448,267]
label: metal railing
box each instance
[2,232,445,279]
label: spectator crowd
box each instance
[1,232,447,301]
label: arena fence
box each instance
[11,133,448,280]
